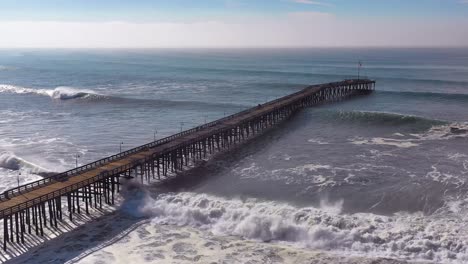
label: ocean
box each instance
[0,48,467,263]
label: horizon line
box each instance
[1,45,468,50]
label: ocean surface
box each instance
[0,48,468,263]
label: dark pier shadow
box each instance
[149,111,303,194]
[1,186,149,264]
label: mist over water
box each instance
[1,48,468,263]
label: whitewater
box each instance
[0,84,100,100]
[1,48,468,264]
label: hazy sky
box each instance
[0,0,467,48]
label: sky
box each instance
[0,0,467,48]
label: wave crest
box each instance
[0,152,50,175]
[0,84,99,100]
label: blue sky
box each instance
[0,0,467,48]
[0,0,467,21]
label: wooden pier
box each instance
[0,79,375,250]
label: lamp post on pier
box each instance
[154,130,158,141]
[180,122,184,132]
[357,60,362,80]
[17,172,21,187]
[120,142,124,153]
[75,153,80,168]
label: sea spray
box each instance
[119,181,152,218]
[139,192,468,262]
[0,151,50,174]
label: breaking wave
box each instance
[0,84,100,100]
[139,192,468,263]
[415,122,468,140]
[0,84,247,109]
[0,152,51,175]
[140,192,345,245]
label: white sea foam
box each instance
[7,191,468,264]
[138,192,468,263]
[74,216,399,264]
[350,137,419,148]
[236,162,405,188]
[0,84,98,100]
[237,162,338,187]
[268,152,293,161]
[426,165,466,187]
[447,153,467,163]
[349,122,468,150]
[307,138,330,145]
[412,123,468,140]
[284,164,332,175]
[139,192,345,245]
